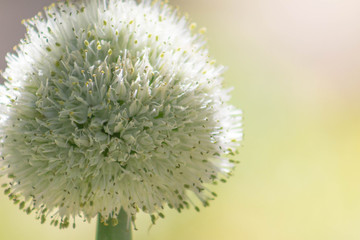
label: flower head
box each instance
[0,0,242,228]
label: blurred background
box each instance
[1,0,360,239]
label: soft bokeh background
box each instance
[1,0,360,239]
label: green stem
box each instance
[96,208,132,240]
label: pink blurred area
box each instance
[173,0,360,100]
[0,0,55,70]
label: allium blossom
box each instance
[0,0,242,229]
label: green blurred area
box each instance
[2,0,360,239]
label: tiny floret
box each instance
[0,0,242,228]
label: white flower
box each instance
[0,0,242,229]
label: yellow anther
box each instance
[190,22,197,30]
[199,27,207,34]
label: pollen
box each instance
[190,22,197,30]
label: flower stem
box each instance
[96,208,132,240]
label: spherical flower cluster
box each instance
[0,0,242,229]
